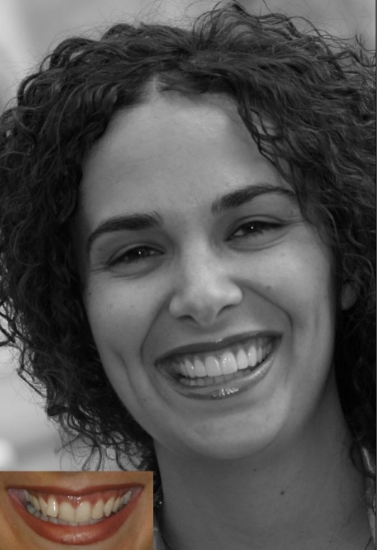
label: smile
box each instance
[157,333,280,399]
[8,485,143,545]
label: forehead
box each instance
[78,92,284,221]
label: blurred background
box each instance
[0,0,375,470]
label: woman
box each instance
[0,3,375,549]
[0,470,153,548]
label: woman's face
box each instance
[73,93,350,460]
[0,471,153,550]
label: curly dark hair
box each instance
[0,2,375,491]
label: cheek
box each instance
[84,278,166,375]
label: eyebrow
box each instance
[86,183,296,256]
[86,212,161,256]
[211,183,296,215]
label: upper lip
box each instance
[155,331,281,364]
[7,484,141,496]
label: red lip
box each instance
[8,484,143,545]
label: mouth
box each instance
[8,484,143,545]
[156,333,280,400]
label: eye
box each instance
[230,220,282,240]
[109,245,162,267]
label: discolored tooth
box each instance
[205,356,221,377]
[91,499,104,520]
[46,496,59,518]
[220,352,238,375]
[236,348,249,370]
[247,345,258,368]
[104,496,115,517]
[193,358,207,377]
[184,359,196,378]
[122,490,132,506]
[75,501,92,523]
[38,496,48,516]
[31,495,41,511]
[112,496,121,513]
[58,502,75,523]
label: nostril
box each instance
[168,281,243,325]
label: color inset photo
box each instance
[0,471,153,549]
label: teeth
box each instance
[59,502,75,523]
[247,344,258,368]
[236,348,249,370]
[47,496,59,518]
[75,501,91,523]
[173,336,273,381]
[112,496,121,513]
[220,352,238,375]
[91,500,104,520]
[31,495,41,512]
[24,489,133,526]
[103,496,115,518]
[193,359,207,377]
[205,356,221,377]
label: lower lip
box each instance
[161,339,280,400]
[8,486,143,546]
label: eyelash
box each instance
[109,221,282,267]
[229,220,282,239]
[109,246,161,267]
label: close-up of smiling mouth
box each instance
[156,332,281,400]
[8,484,143,545]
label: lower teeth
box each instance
[179,363,260,387]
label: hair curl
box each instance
[0,3,375,492]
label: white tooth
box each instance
[104,496,115,517]
[58,502,75,523]
[184,359,196,378]
[122,490,132,506]
[75,501,91,523]
[204,356,221,377]
[91,499,104,520]
[31,495,41,511]
[236,348,249,370]
[39,497,48,516]
[220,352,238,375]
[193,358,207,377]
[112,496,121,513]
[248,345,258,368]
[24,490,31,503]
[46,496,59,518]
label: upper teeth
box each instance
[171,337,273,379]
[24,488,133,525]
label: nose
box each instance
[168,248,243,327]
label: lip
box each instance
[158,335,281,400]
[155,331,281,364]
[8,484,143,546]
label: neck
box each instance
[155,388,369,550]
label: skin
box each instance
[0,471,153,550]
[73,92,370,549]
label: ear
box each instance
[341,282,358,310]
